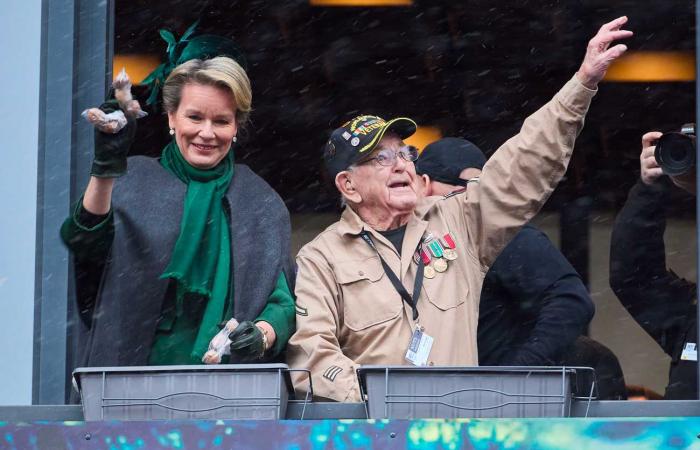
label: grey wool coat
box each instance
[74,156,294,367]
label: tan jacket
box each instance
[287,75,596,402]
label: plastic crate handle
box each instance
[286,368,314,420]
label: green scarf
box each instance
[160,140,234,359]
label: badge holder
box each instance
[405,324,434,367]
[682,342,698,361]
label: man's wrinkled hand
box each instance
[577,16,633,89]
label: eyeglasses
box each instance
[359,146,419,167]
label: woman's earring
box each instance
[232,136,237,143]
[169,128,175,136]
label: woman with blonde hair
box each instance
[62,55,295,366]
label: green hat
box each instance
[141,21,247,108]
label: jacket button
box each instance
[358,270,365,276]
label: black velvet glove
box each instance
[91,99,137,178]
[229,321,265,362]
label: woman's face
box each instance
[167,82,238,169]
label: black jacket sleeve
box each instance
[487,225,595,366]
[610,179,696,356]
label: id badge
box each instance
[405,326,433,366]
[681,342,697,361]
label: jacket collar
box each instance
[414,195,442,217]
[337,205,366,236]
[336,204,429,279]
[336,196,447,236]
[337,205,422,236]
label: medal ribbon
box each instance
[442,233,456,249]
[360,230,424,320]
[428,240,444,258]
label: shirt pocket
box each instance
[335,257,402,331]
[422,276,466,311]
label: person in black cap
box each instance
[413,137,487,195]
[416,137,627,400]
[286,14,633,403]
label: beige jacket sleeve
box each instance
[445,74,597,269]
[286,251,362,402]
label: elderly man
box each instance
[415,137,627,400]
[288,17,632,402]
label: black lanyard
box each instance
[360,230,424,320]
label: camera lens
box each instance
[654,132,696,176]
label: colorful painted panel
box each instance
[2,418,700,450]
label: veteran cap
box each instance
[416,137,486,186]
[324,115,417,180]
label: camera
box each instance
[654,123,696,176]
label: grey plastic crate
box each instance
[358,366,595,419]
[73,364,297,421]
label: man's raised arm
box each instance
[456,17,633,267]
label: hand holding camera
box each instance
[643,124,697,194]
[638,126,697,192]
[640,131,664,185]
[653,124,696,177]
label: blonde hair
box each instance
[162,56,252,127]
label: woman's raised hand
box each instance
[90,99,137,178]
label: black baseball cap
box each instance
[323,115,417,180]
[416,137,486,186]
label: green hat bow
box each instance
[141,20,247,109]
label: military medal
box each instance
[418,245,434,279]
[441,233,458,261]
[443,249,458,261]
[427,240,444,258]
[420,247,431,265]
[433,258,448,273]
[424,238,447,273]
[420,233,437,278]
[442,233,457,248]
